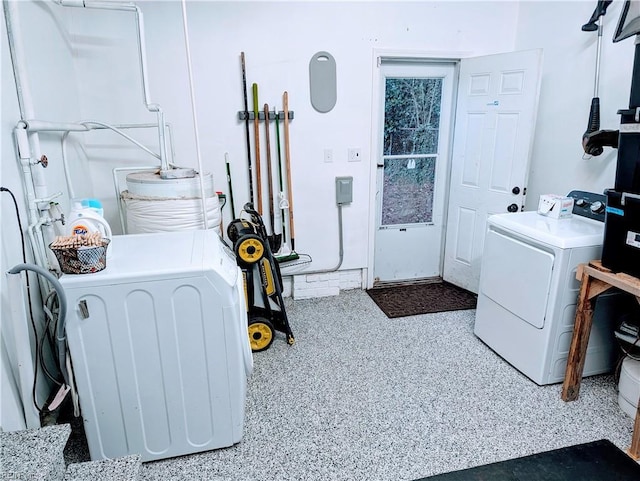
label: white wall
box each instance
[0,0,520,429]
[1,344,25,431]
[66,0,520,271]
[3,0,637,434]
[1,1,81,431]
[16,0,627,430]
[515,0,634,209]
[9,0,630,431]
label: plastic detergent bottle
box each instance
[67,199,113,255]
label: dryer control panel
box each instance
[567,190,607,222]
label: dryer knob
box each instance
[575,199,586,207]
[590,201,605,213]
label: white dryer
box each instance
[474,191,621,385]
[61,229,253,461]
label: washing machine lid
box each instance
[59,230,238,288]
[487,211,604,249]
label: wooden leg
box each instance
[629,401,640,460]
[562,270,595,402]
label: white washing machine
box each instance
[474,191,620,385]
[61,229,253,462]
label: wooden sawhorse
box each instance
[561,260,640,460]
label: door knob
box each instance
[507,203,519,213]
[512,186,520,195]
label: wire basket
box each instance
[50,239,110,274]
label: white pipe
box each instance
[61,121,176,204]
[25,118,166,199]
[27,222,47,270]
[4,2,34,118]
[61,131,74,198]
[14,126,38,225]
[52,0,170,170]
[27,133,50,207]
[23,119,171,132]
[16,126,56,274]
[167,122,176,165]
[155,109,169,172]
[6,4,55,275]
[21,120,90,132]
[4,6,48,204]
[62,120,162,203]
[180,0,208,229]
[25,210,63,273]
[78,121,161,160]
[5,8,47,209]
[25,135,58,274]
[33,192,63,205]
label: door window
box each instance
[381,77,443,227]
[382,157,436,225]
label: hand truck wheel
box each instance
[235,234,265,265]
[248,316,275,352]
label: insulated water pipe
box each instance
[7,263,70,387]
[52,0,170,171]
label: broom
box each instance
[275,92,299,263]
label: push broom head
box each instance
[275,252,300,263]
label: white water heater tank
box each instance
[122,171,221,234]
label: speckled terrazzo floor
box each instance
[63,288,636,480]
[2,424,70,480]
[128,289,634,480]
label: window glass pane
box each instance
[384,78,442,156]
[381,157,436,226]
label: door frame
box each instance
[366,49,465,289]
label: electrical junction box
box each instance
[335,176,353,205]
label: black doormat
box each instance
[414,440,640,481]
[366,281,477,318]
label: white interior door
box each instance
[443,49,543,293]
[373,62,455,284]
